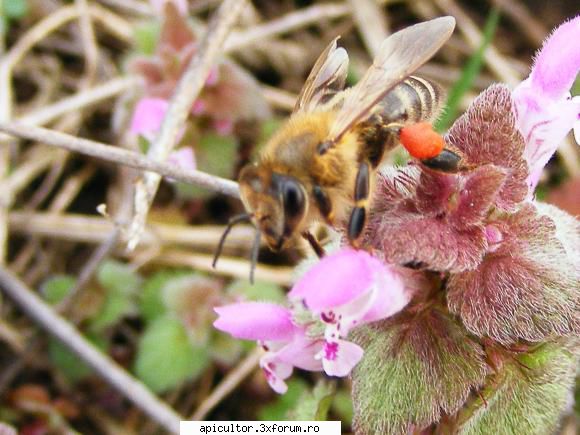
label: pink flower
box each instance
[150,0,188,15]
[213,249,410,392]
[129,97,169,142]
[512,16,580,191]
[167,147,196,172]
[214,302,322,393]
[289,248,409,377]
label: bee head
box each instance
[239,164,308,251]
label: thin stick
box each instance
[191,348,261,420]
[0,122,239,197]
[347,0,388,57]
[0,5,79,121]
[432,0,520,86]
[151,250,293,285]
[9,211,256,249]
[76,0,100,84]
[57,229,121,314]
[224,3,351,52]
[261,85,297,111]
[129,0,248,250]
[491,0,546,45]
[0,267,182,434]
[21,77,139,127]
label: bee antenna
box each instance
[249,226,262,284]
[212,213,253,269]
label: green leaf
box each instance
[133,315,209,393]
[97,260,141,296]
[139,269,189,323]
[49,334,106,383]
[332,390,354,427]
[258,379,309,421]
[208,330,244,365]
[138,135,151,154]
[175,133,238,198]
[89,261,141,332]
[574,375,580,418]
[133,21,160,55]
[41,275,76,305]
[89,291,134,332]
[4,0,28,19]
[0,16,7,38]
[289,381,335,421]
[455,342,577,435]
[161,274,221,345]
[350,308,488,434]
[571,74,580,97]
[226,279,286,304]
[435,8,500,132]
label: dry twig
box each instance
[191,348,262,420]
[0,267,183,434]
[0,122,240,197]
[128,0,248,250]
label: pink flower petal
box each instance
[317,339,364,377]
[213,119,234,136]
[150,0,188,15]
[205,67,220,87]
[513,16,580,192]
[273,333,323,372]
[528,16,580,100]
[213,302,295,341]
[167,147,196,172]
[260,354,293,394]
[130,97,169,141]
[289,248,386,311]
[513,84,580,190]
[191,99,206,115]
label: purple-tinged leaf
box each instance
[448,204,580,344]
[446,84,528,210]
[368,165,506,272]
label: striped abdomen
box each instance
[357,76,445,167]
[379,75,445,125]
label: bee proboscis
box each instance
[214,17,457,281]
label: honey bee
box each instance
[214,17,457,281]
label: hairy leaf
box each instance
[289,381,335,421]
[448,204,580,344]
[368,165,506,272]
[454,342,577,435]
[445,84,528,210]
[351,308,488,434]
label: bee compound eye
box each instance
[282,179,305,220]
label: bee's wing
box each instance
[328,16,455,140]
[293,37,349,113]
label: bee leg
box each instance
[302,231,325,258]
[421,149,462,173]
[348,161,370,245]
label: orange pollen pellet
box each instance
[399,122,446,159]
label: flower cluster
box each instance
[214,249,414,393]
[214,15,579,433]
[129,0,270,170]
